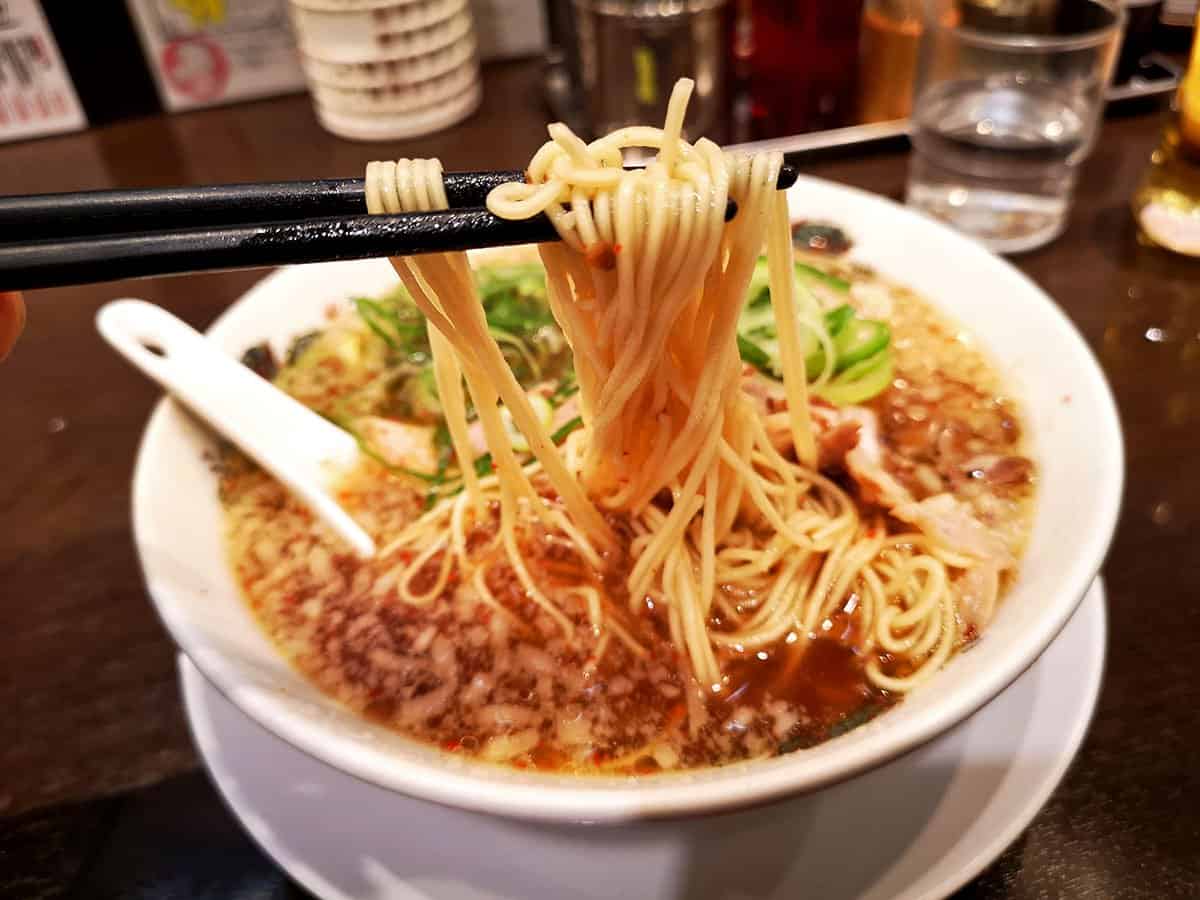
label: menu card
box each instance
[125,0,305,112]
[0,0,87,144]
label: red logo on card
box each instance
[161,36,229,103]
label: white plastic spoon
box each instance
[97,299,376,557]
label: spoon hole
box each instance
[141,341,166,357]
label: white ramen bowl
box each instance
[127,176,1122,824]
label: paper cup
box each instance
[314,76,481,141]
[289,0,469,63]
[290,0,427,10]
[301,29,475,89]
[310,62,477,114]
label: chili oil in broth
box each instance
[219,247,1035,775]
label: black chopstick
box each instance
[0,208,566,290]
[0,171,522,242]
[1,192,764,290]
[0,163,799,243]
[0,162,799,290]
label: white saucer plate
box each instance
[181,580,1106,900]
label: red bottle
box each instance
[737,0,864,139]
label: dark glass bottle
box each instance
[739,0,864,140]
[41,0,160,125]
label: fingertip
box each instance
[0,291,25,361]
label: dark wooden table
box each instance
[2,59,1198,899]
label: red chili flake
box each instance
[443,739,461,752]
[665,702,686,728]
[585,242,618,271]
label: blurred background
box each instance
[3,0,1193,144]
[5,0,1197,253]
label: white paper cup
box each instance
[289,0,469,63]
[314,76,481,141]
[290,0,427,10]
[301,30,475,89]
[311,62,477,114]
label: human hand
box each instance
[0,292,24,361]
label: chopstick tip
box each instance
[777,163,799,192]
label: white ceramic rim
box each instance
[925,580,1106,900]
[179,580,1107,900]
[131,175,1123,824]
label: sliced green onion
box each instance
[823,304,855,337]
[816,351,894,406]
[353,297,400,350]
[550,415,584,444]
[795,262,850,293]
[474,453,494,477]
[549,372,579,408]
[832,319,890,374]
[737,334,773,371]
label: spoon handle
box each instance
[97,299,376,557]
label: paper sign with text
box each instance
[126,0,306,112]
[0,0,87,144]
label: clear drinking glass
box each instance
[905,0,1124,253]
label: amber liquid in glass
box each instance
[1132,11,1200,257]
[858,4,922,122]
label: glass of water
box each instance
[905,0,1124,253]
